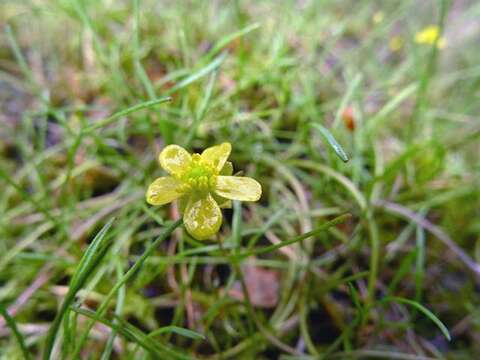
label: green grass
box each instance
[1,0,480,358]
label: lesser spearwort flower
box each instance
[372,11,384,24]
[389,36,404,52]
[414,25,447,49]
[146,143,261,240]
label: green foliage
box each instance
[0,303,31,360]
[1,0,479,358]
[43,218,115,359]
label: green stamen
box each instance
[181,154,217,193]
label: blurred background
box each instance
[1,0,479,359]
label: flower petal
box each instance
[220,161,233,176]
[215,176,262,201]
[200,143,231,172]
[146,177,186,205]
[219,199,232,209]
[159,145,191,175]
[184,194,222,240]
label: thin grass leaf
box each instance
[86,97,172,131]
[71,219,183,358]
[0,222,53,273]
[237,213,351,259]
[4,24,44,101]
[70,218,115,286]
[71,307,187,359]
[229,200,242,248]
[0,303,31,360]
[330,349,439,359]
[185,70,217,145]
[366,212,380,306]
[148,326,205,340]
[367,83,417,132]
[166,52,227,94]
[243,208,288,255]
[132,0,156,98]
[299,285,319,357]
[43,218,115,360]
[415,225,426,303]
[0,166,65,232]
[409,0,450,138]
[387,250,416,295]
[374,142,426,183]
[142,204,165,225]
[292,160,366,210]
[348,283,362,313]
[338,271,369,284]
[311,123,349,162]
[100,260,126,360]
[112,314,193,359]
[204,22,260,61]
[181,243,236,256]
[382,296,451,341]
[321,301,362,359]
[332,73,363,128]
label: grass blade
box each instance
[386,251,416,295]
[204,22,260,61]
[71,219,183,358]
[4,24,44,101]
[148,325,205,340]
[166,52,227,94]
[185,70,217,145]
[311,123,349,162]
[291,160,367,210]
[100,260,126,360]
[415,225,426,303]
[332,73,363,128]
[0,303,31,360]
[382,296,451,341]
[86,97,172,131]
[237,213,351,259]
[71,307,168,358]
[43,218,115,360]
[366,83,417,132]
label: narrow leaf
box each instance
[238,213,351,259]
[0,303,31,360]
[311,123,349,162]
[148,326,205,340]
[71,307,165,358]
[205,23,260,61]
[87,97,172,131]
[382,296,451,341]
[71,219,183,358]
[43,218,115,360]
[166,52,227,94]
[367,83,417,132]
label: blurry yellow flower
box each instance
[146,143,261,240]
[373,11,384,24]
[389,36,404,52]
[436,37,446,49]
[414,25,447,49]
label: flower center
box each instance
[180,154,217,194]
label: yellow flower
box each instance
[373,11,384,24]
[389,36,404,52]
[414,25,447,49]
[146,143,261,240]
